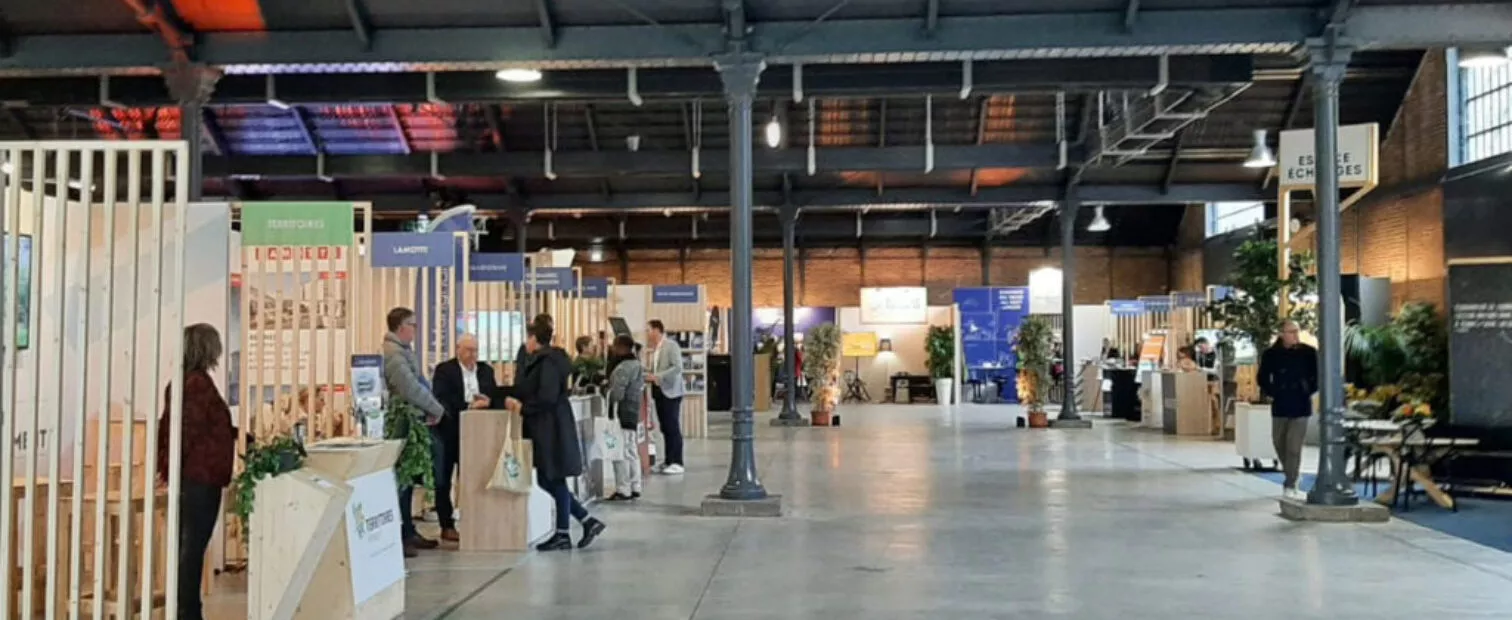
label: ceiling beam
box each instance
[0,57,1255,106]
[203,143,1080,178]
[534,0,558,49]
[1124,0,1141,32]
[344,0,375,51]
[5,5,1507,74]
[224,183,1262,212]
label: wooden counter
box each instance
[1160,371,1213,436]
[457,410,552,551]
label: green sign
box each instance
[241,202,355,247]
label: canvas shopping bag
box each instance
[585,415,619,463]
[487,415,533,494]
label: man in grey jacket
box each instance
[382,307,447,557]
[645,320,686,474]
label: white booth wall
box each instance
[838,305,952,396]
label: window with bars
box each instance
[1460,61,1512,164]
[1205,202,1264,238]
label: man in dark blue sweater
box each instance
[1258,320,1318,500]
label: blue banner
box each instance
[952,286,1030,403]
[528,267,577,292]
[652,285,700,304]
[469,253,526,283]
[582,277,611,299]
[370,232,455,268]
[1209,285,1233,301]
[1172,291,1207,308]
[1108,300,1146,316]
[1139,295,1173,313]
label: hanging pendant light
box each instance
[1243,129,1276,169]
[765,117,782,148]
[1087,206,1111,232]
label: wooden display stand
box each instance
[648,286,709,438]
[249,439,405,620]
[1160,371,1213,436]
[458,410,547,551]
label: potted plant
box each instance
[1014,316,1054,427]
[231,434,307,532]
[386,400,437,495]
[1344,301,1448,419]
[925,325,955,405]
[803,322,842,425]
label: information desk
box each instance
[1159,371,1213,436]
[458,410,554,551]
[249,439,406,620]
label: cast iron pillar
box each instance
[163,63,221,201]
[713,52,771,502]
[511,207,530,253]
[1306,31,1358,507]
[773,204,808,426]
[1051,191,1092,428]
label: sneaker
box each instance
[577,518,606,549]
[662,464,685,475]
[1283,487,1305,501]
[534,534,572,552]
[631,491,641,500]
[607,492,634,502]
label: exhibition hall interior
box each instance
[3,1,1512,619]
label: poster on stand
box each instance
[953,287,1029,402]
[345,469,406,605]
[351,355,384,438]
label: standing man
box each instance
[645,320,686,474]
[430,333,497,543]
[1257,320,1318,501]
[382,307,447,557]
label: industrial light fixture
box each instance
[495,68,544,83]
[1243,129,1276,168]
[1459,46,1512,69]
[765,117,782,148]
[587,243,605,263]
[1087,206,1111,232]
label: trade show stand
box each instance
[249,439,405,620]
[1159,370,1213,436]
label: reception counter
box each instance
[1159,371,1214,436]
[458,410,553,551]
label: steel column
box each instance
[1306,33,1357,507]
[163,63,220,201]
[1051,192,1089,427]
[773,205,806,425]
[716,53,769,500]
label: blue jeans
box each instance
[537,476,589,533]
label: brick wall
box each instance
[586,245,1173,308]
[1171,204,1206,291]
[1290,51,1448,310]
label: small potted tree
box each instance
[925,325,956,405]
[803,322,843,426]
[1014,316,1054,427]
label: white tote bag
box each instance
[486,416,533,494]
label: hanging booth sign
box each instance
[1109,300,1146,316]
[241,202,355,246]
[369,232,456,268]
[860,286,928,324]
[1277,123,1380,190]
[528,267,578,292]
[469,252,527,282]
[582,277,611,299]
[652,284,701,304]
[1172,291,1208,308]
[1138,295,1173,313]
[841,332,879,357]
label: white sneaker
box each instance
[662,464,685,475]
[1283,488,1305,501]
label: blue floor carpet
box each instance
[1251,471,1512,554]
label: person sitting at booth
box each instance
[506,321,607,551]
[1176,346,1200,372]
[382,307,447,558]
[430,333,497,544]
[158,324,236,620]
[604,335,645,501]
[1194,337,1218,370]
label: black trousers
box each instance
[432,427,460,530]
[177,482,222,620]
[652,387,684,466]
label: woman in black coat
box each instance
[507,321,606,551]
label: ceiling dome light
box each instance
[1459,46,1512,69]
[1243,129,1276,169]
[765,117,782,148]
[1087,206,1111,232]
[495,68,543,83]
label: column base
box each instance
[701,494,784,518]
[1278,497,1388,523]
[770,415,810,427]
[1049,418,1093,429]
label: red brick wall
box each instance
[585,245,1173,307]
[1291,51,1448,311]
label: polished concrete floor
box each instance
[212,404,1512,619]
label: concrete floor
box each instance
[211,404,1512,619]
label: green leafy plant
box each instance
[1344,302,1448,416]
[1206,238,1317,351]
[1014,316,1055,414]
[385,400,436,492]
[231,435,306,532]
[572,355,607,389]
[803,322,843,411]
[925,325,955,380]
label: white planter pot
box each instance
[935,378,955,405]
